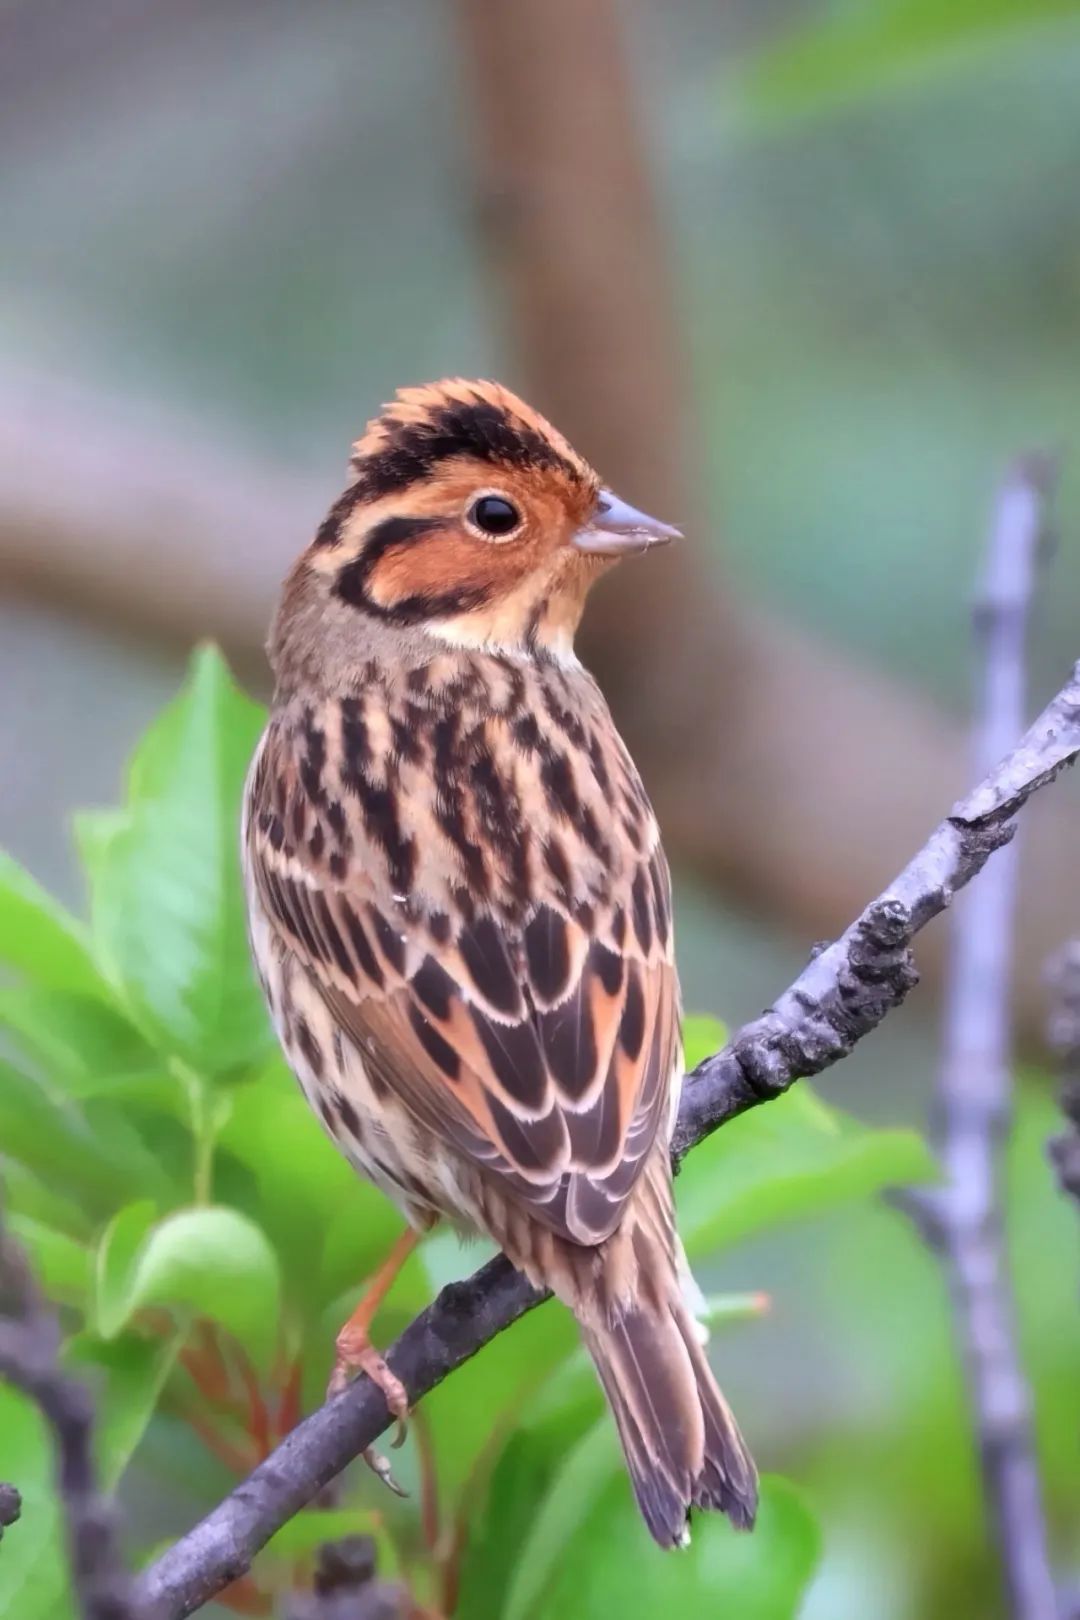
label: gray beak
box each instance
[572,490,682,556]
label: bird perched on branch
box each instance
[243,379,758,1546]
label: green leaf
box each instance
[0,1387,73,1620]
[7,1214,90,1305]
[0,985,157,1093]
[0,1161,90,1241]
[0,849,107,999]
[85,1099,182,1204]
[215,1059,402,1320]
[72,810,128,883]
[457,1288,791,1620]
[0,1059,166,1214]
[513,1424,819,1620]
[258,1507,399,1575]
[67,1330,181,1487]
[734,0,1080,124]
[95,1201,159,1338]
[676,1082,937,1257]
[504,1419,625,1620]
[92,1205,282,1369]
[456,1422,575,1620]
[80,645,270,1075]
[683,1013,728,1071]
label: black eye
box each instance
[469,495,521,537]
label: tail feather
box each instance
[582,1294,758,1547]
[681,1316,758,1529]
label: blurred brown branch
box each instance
[2,7,1080,1044]
[428,0,1077,1034]
[0,364,298,671]
[138,649,1080,1620]
[5,389,1080,1058]
[903,458,1059,1620]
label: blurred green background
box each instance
[1,2,1078,1616]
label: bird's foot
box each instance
[328,1331,410,1496]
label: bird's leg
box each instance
[328,1227,420,1468]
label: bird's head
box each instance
[271,379,678,684]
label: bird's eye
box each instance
[467,494,521,538]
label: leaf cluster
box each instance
[0,650,937,1617]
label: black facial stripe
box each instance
[334,564,493,626]
[354,400,582,498]
[312,483,366,548]
[332,513,492,626]
[362,514,445,556]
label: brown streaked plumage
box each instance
[243,378,757,1546]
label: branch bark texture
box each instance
[285,1536,408,1620]
[138,654,1080,1620]
[1046,941,1080,1210]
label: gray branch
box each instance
[138,645,1080,1620]
[285,1536,408,1620]
[1046,941,1080,1209]
[0,1483,20,1541]
[907,458,1060,1620]
[0,1211,144,1620]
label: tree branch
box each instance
[0,1210,144,1620]
[285,1536,408,1620]
[0,1483,20,1542]
[906,458,1059,1620]
[138,652,1080,1620]
[1046,940,1080,1211]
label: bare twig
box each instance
[0,1212,143,1620]
[137,653,1080,1620]
[912,458,1060,1620]
[0,1482,20,1541]
[1046,942,1080,1209]
[285,1537,407,1620]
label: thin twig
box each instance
[1046,941,1080,1210]
[284,1537,407,1620]
[0,1482,21,1541]
[138,652,1080,1620]
[0,1211,144,1620]
[916,458,1060,1620]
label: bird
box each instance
[242,378,758,1546]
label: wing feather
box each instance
[246,687,680,1246]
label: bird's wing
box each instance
[246,690,679,1247]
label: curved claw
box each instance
[328,1341,411,1456]
[363,1446,409,1498]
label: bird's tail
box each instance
[579,1247,758,1547]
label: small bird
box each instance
[243,379,758,1546]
